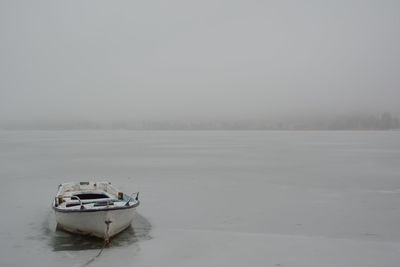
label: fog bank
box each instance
[1,0,400,123]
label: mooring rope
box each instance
[82,220,111,266]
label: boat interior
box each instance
[54,181,131,209]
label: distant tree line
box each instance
[1,113,399,130]
[282,112,400,130]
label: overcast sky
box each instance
[1,0,399,123]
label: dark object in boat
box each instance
[73,193,109,200]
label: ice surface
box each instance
[0,130,400,266]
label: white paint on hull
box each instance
[55,207,137,239]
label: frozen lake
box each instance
[1,130,400,266]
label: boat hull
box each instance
[54,206,136,240]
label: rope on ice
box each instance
[82,220,112,266]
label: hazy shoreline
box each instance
[2,127,399,131]
[2,113,399,131]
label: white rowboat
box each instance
[52,181,140,241]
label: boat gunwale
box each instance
[52,200,140,213]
